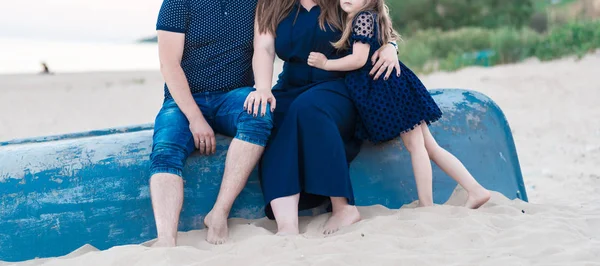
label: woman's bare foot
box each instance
[151,237,176,248]
[275,214,299,236]
[323,205,361,235]
[465,188,491,209]
[204,209,229,245]
[276,224,300,236]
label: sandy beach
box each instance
[1,53,599,265]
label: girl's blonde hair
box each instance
[333,0,400,50]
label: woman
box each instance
[246,0,400,235]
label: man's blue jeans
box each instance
[150,87,273,177]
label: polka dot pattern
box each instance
[156,0,258,99]
[346,11,443,144]
[352,11,375,44]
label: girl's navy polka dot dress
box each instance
[345,11,443,144]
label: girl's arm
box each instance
[244,18,277,116]
[307,42,370,72]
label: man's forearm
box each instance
[161,64,204,122]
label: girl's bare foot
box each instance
[465,188,491,209]
[417,200,434,207]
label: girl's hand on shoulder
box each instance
[370,44,401,80]
[308,52,328,70]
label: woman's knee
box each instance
[288,87,355,129]
[288,93,319,115]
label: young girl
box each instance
[307,0,491,208]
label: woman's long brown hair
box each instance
[256,0,345,36]
[332,0,400,50]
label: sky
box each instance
[0,0,165,43]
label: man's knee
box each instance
[150,142,190,177]
[235,106,274,147]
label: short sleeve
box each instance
[351,11,376,44]
[156,0,189,33]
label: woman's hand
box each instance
[244,89,276,117]
[369,43,400,80]
[307,52,328,70]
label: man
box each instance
[149,0,274,246]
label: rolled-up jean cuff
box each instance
[235,133,267,147]
[149,166,183,178]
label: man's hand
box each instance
[189,116,216,155]
[307,52,328,70]
[244,89,276,117]
[369,43,401,80]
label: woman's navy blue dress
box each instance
[260,4,362,218]
[346,11,443,143]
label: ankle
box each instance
[276,217,298,230]
[330,197,352,213]
[466,185,488,195]
[418,197,433,206]
[277,222,299,234]
[156,235,177,243]
[208,206,230,218]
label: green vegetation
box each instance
[397,20,600,73]
[387,0,534,34]
[388,0,600,72]
[532,0,577,12]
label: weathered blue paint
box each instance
[0,89,526,262]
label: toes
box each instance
[207,237,226,245]
[323,228,338,235]
[206,233,227,245]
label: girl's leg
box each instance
[421,124,491,209]
[323,197,361,235]
[270,194,301,235]
[400,124,434,207]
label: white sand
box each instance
[1,54,599,265]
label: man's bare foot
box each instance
[323,205,361,235]
[204,209,229,245]
[465,188,491,209]
[151,237,176,248]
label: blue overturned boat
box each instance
[0,89,526,262]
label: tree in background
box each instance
[388,0,534,35]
